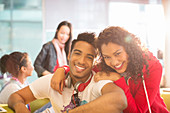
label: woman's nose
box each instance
[110,57,119,66]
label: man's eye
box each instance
[87,56,93,60]
[75,52,80,55]
[103,56,110,59]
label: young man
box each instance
[8,32,127,113]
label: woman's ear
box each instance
[20,66,26,72]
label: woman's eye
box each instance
[115,52,121,56]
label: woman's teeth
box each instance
[115,63,122,68]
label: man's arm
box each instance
[8,86,36,113]
[68,82,127,113]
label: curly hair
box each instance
[96,26,149,80]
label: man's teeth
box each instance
[76,65,85,70]
[115,64,122,68]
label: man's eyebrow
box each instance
[73,49,82,53]
[87,54,94,58]
[74,49,94,58]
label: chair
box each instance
[0,98,50,113]
[160,88,170,111]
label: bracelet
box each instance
[66,109,70,113]
[60,65,70,74]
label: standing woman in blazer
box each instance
[34,21,72,77]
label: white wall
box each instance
[163,0,170,87]
[43,0,109,41]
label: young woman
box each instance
[94,26,169,113]
[34,21,72,77]
[0,51,33,104]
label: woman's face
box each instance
[57,25,70,44]
[101,42,128,74]
[25,56,34,77]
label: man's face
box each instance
[69,41,96,82]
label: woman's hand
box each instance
[94,71,122,82]
[42,70,52,76]
[51,68,65,94]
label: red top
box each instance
[114,52,169,113]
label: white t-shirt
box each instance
[29,72,112,113]
[0,80,28,104]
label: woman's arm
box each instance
[94,71,122,82]
[34,44,51,77]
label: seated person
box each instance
[0,52,33,105]
[8,32,127,113]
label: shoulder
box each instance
[142,51,162,78]
[29,74,53,89]
[90,74,113,95]
[143,51,161,69]
[91,71,113,87]
[42,41,54,49]
[0,82,21,94]
[31,74,52,84]
[29,74,53,98]
[147,51,161,67]
[3,81,20,89]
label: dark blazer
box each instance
[34,41,57,77]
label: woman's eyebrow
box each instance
[102,49,122,56]
[113,49,122,55]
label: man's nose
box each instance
[78,56,85,64]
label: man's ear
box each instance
[67,51,71,61]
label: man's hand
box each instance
[50,68,65,94]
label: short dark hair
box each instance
[70,32,96,52]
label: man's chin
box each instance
[72,74,84,80]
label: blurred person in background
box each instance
[0,51,33,111]
[34,21,72,77]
